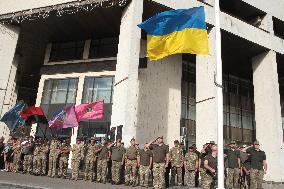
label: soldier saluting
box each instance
[146,136,169,189]
[58,140,71,179]
[70,138,84,181]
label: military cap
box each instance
[90,137,96,140]
[157,136,163,139]
[116,139,122,143]
[242,144,247,148]
[130,137,135,141]
[210,141,216,144]
[253,140,260,145]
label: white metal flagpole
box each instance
[214,0,225,188]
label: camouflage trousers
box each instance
[58,156,68,177]
[84,158,95,180]
[48,155,58,177]
[139,165,150,187]
[111,160,122,183]
[125,160,137,184]
[170,166,183,186]
[71,158,80,180]
[33,156,40,174]
[250,169,264,189]
[97,159,108,183]
[12,153,21,172]
[226,168,240,189]
[23,155,33,173]
[202,171,216,189]
[185,170,196,187]
[153,163,166,189]
[41,155,48,175]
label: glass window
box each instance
[89,37,119,58]
[41,78,79,104]
[82,77,114,104]
[49,41,85,61]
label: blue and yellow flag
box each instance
[138,6,209,60]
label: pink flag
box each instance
[63,105,79,128]
[75,100,104,121]
[48,105,78,128]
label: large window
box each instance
[82,77,114,104]
[38,78,79,139]
[89,37,118,58]
[49,41,85,62]
[42,79,79,104]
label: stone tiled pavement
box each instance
[0,171,193,189]
[0,171,283,189]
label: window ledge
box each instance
[45,57,117,66]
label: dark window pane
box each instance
[49,41,84,61]
[89,37,118,58]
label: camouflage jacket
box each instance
[40,144,49,157]
[86,143,97,160]
[170,146,184,167]
[184,152,198,171]
[72,143,84,160]
[49,140,61,157]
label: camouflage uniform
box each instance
[184,152,198,187]
[58,143,70,178]
[139,165,150,187]
[202,154,217,189]
[125,145,139,185]
[40,144,49,175]
[48,139,61,177]
[84,143,96,181]
[71,143,84,180]
[111,145,125,184]
[96,144,109,183]
[170,146,184,186]
[33,144,42,175]
[12,143,21,172]
[22,142,34,174]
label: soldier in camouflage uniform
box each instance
[22,136,35,174]
[169,140,184,186]
[48,138,61,178]
[109,139,125,185]
[84,137,98,181]
[146,136,169,189]
[125,138,139,187]
[203,144,218,189]
[138,143,153,187]
[71,138,84,180]
[40,139,49,175]
[96,137,110,184]
[58,140,70,179]
[12,138,21,173]
[184,145,199,187]
[32,140,42,175]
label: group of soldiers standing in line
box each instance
[0,134,267,189]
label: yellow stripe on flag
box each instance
[147,28,209,60]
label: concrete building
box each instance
[0,0,284,183]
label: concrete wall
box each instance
[252,51,284,182]
[0,24,20,141]
[111,0,143,145]
[136,47,182,147]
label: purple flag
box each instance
[48,105,78,128]
[63,105,78,128]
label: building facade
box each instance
[1,0,284,182]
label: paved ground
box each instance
[0,171,194,189]
[0,171,283,189]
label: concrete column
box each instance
[0,24,20,140]
[111,0,143,145]
[252,50,284,182]
[196,28,218,150]
[136,52,182,147]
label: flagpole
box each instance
[214,0,225,188]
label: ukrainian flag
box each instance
[138,6,209,60]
